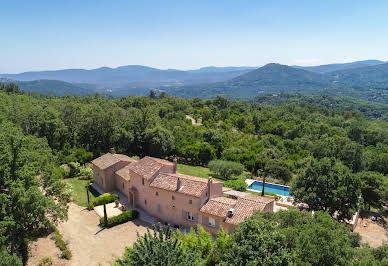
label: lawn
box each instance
[66,178,99,207]
[178,164,211,178]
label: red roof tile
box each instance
[150,173,209,197]
[92,153,120,170]
[92,153,136,170]
[128,157,169,180]
[200,197,237,217]
[115,165,131,181]
[224,195,274,225]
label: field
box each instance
[66,178,98,207]
[178,163,211,178]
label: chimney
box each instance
[207,177,213,198]
[176,177,181,191]
[109,147,116,154]
[173,158,178,174]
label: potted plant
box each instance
[121,205,126,211]
[115,199,119,207]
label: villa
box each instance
[91,151,275,234]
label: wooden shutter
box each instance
[215,219,220,228]
[182,210,186,220]
[194,213,198,222]
[202,215,208,226]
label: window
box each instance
[208,217,216,227]
[172,195,175,200]
[144,199,147,205]
[187,212,195,221]
[156,192,159,196]
[142,179,145,186]
[189,199,192,204]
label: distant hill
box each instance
[165,63,388,103]
[2,61,388,101]
[0,65,253,90]
[327,62,388,88]
[294,60,385,73]
[2,79,94,96]
[166,63,331,99]
[252,94,388,121]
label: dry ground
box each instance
[28,203,150,266]
[354,217,388,248]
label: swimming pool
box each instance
[248,181,292,197]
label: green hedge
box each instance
[224,179,248,191]
[49,224,72,260]
[93,193,118,206]
[99,210,139,228]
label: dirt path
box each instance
[28,203,150,266]
[354,218,387,248]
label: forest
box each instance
[0,83,387,265]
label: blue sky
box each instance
[1,0,388,73]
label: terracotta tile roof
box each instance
[242,194,275,204]
[148,157,173,165]
[112,154,137,163]
[200,197,237,217]
[128,156,169,180]
[115,165,131,181]
[224,195,274,226]
[150,173,209,197]
[91,153,136,170]
[92,153,120,170]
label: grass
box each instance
[178,164,211,178]
[66,178,99,207]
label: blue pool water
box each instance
[248,181,292,197]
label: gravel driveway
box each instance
[28,203,150,266]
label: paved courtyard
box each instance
[28,203,151,266]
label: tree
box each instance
[293,212,354,266]
[144,126,175,157]
[208,160,244,180]
[291,157,360,221]
[0,122,69,263]
[220,215,293,266]
[117,225,200,266]
[149,89,156,99]
[0,249,22,266]
[358,171,386,210]
[264,159,292,183]
[223,179,248,192]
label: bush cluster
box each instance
[93,193,119,207]
[79,167,93,180]
[208,160,244,180]
[49,224,72,260]
[38,256,53,265]
[223,179,248,191]
[99,210,139,228]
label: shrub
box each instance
[68,162,81,177]
[87,202,94,211]
[79,167,93,180]
[49,224,72,260]
[100,210,139,228]
[60,250,72,260]
[39,256,53,265]
[224,179,248,191]
[208,160,244,180]
[53,166,66,179]
[93,193,119,207]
